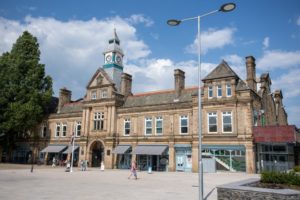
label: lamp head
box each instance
[219,3,236,12]
[167,19,181,26]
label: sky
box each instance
[0,0,299,127]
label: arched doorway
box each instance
[90,141,104,167]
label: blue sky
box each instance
[0,0,300,127]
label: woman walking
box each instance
[128,160,137,180]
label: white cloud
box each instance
[126,14,154,27]
[297,16,300,26]
[272,68,300,97]
[125,58,216,93]
[185,27,236,54]
[262,37,269,49]
[285,105,300,126]
[0,16,151,98]
[257,50,300,70]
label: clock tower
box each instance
[103,28,124,92]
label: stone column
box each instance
[168,142,175,172]
[246,143,256,173]
[192,141,199,173]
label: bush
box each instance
[294,166,300,172]
[261,171,300,186]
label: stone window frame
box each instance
[41,123,47,138]
[180,115,189,134]
[208,85,213,99]
[222,111,233,133]
[55,123,61,137]
[75,121,81,137]
[62,123,67,137]
[208,112,218,133]
[217,85,222,98]
[145,117,153,135]
[124,119,131,136]
[226,83,232,97]
[94,112,104,130]
[155,116,163,135]
[100,89,108,98]
[91,90,97,100]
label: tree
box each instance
[0,31,53,161]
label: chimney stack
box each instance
[174,69,185,98]
[58,87,71,113]
[246,56,257,92]
[121,73,132,97]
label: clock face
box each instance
[116,55,122,63]
[106,55,112,63]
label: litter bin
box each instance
[148,166,152,174]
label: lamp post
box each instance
[167,3,236,200]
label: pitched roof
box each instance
[60,100,83,114]
[203,60,239,81]
[123,87,197,108]
[236,79,250,91]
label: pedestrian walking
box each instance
[128,160,137,180]
[52,157,56,167]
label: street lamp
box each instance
[167,3,235,200]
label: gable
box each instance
[203,60,239,81]
[86,68,115,89]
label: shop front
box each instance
[133,145,169,172]
[174,144,192,172]
[112,145,132,169]
[202,145,246,172]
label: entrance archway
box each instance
[90,141,104,167]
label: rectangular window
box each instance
[62,123,67,137]
[208,112,217,133]
[217,85,222,98]
[145,118,152,135]
[41,123,47,138]
[94,112,104,130]
[101,89,108,98]
[208,86,213,98]
[91,91,97,100]
[226,83,232,97]
[55,123,60,137]
[124,119,131,136]
[180,115,188,134]
[222,111,232,133]
[155,117,163,135]
[75,121,81,137]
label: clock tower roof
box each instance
[103,28,123,55]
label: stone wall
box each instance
[217,178,300,200]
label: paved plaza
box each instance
[0,164,259,200]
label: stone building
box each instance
[38,29,290,173]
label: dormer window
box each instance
[217,85,222,98]
[208,86,213,98]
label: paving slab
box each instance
[0,164,259,200]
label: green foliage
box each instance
[294,166,300,172]
[0,31,53,140]
[261,171,300,186]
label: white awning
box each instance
[62,145,80,154]
[41,145,67,153]
[133,145,168,155]
[112,145,131,154]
